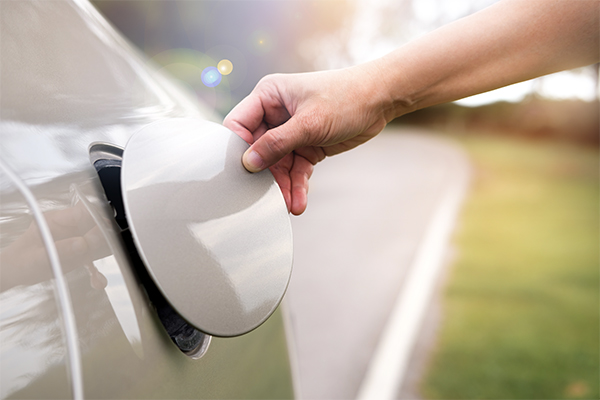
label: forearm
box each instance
[369,0,599,121]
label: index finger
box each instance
[223,94,265,144]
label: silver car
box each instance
[0,1,296,398]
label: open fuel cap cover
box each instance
[121,118,293,337]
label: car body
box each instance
[0,1,295,398]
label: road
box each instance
[283,126,470,400]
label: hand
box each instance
[224,64,390,215]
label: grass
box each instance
[421,134,599,399]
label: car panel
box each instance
[0,168,72,399]
[121,119,293,337]
[0,0,294,398]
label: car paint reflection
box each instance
[188,183,291,316]
[0,283,70,399]
[0,176,70,399]
[73,183,145,359]
[0,0,295,396]
[92,255,143,358]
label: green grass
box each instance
[422,135,599,399]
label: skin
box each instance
[223,0,599,216]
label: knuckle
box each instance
[265,132,289,157]
[256,73,283,90]
[296,107,325,139]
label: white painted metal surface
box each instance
[0,160,84,400]
[0,1,295,398]
[121,118,293,337]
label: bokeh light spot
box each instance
[201,66,222,87]
[249,30,274,54]
[217,59,233,75]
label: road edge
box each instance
[356,145,470,400]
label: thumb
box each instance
[242,116,309,172]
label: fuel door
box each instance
[121,118,293,337]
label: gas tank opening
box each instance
[89,142,211,359]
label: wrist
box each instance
[360,57,419,123]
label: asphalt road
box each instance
[284,126,470,400]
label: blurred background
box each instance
[91,0,598,398]
[92,0,598,142]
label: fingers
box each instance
[223,94,266,144]
[289,155,313,216]
[268,152,313,215]
[224,74,292,145]
[295,146,327,166]
[269,153,295,213]
[242,115,309,172]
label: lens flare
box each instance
[201,66,222,87]
[249,30,273,54]
[217,59,233,75]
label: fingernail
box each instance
[243,150,264,172]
